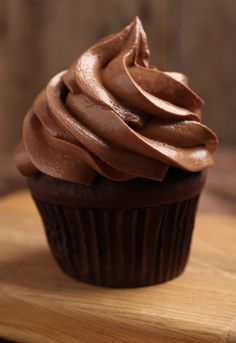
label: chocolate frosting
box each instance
[15,17,218,185]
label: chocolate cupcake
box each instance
[15,17,218,287]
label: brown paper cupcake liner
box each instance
[34,196,199,287]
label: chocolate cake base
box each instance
[28,169,205,208]
[29,170,206,287]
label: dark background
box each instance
[0,0,235,214]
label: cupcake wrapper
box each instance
[35,196,199,287]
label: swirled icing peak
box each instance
[15,17,218,185]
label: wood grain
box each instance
[0,191,236,343]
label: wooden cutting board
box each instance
[0,191,236,343]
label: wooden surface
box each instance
[1,0,236,159]
[0,192,236,343]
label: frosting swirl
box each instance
[15,17,218,185]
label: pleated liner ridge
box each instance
[35,196,199,287]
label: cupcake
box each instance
[15,17,218,287]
